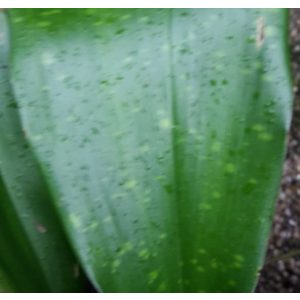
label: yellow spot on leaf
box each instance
[252,124,265,132]
[158,282,167,291]
[42,52,56,66]
[159,233,167,240]
[212,191,221,199]
[111,259,121,273]
[199,202,212,211]
[159,118,172,129]
[103,216,112,223]
[124,180,137,189]
[139,145,150,153]
[258,132,273,141]
[69,213,82,229]
[211,142,221,153]
[198,248,207,255]
[225,163,236,174]
[138,249,150,260]
[227,279,237,287]
[148,270,159,284]
[196,266,205,273]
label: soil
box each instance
[255,8,300,293]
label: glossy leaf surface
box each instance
[0,11,87,292]
[8,9,292,292]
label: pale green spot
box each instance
[101,177,109,183]
[234,254,245,262]
[159,118,172,129]
[161,44,169,52]
[57,74,67,82]
[158,282,167,291]
[252,124,265,132]
[93,20,103,26]
[225,163,236,174]
[196,266,205,273]
[190,259,198,265]
[138,249,150,260]
[119,242,133,256]
[227,279,237,287]
[37,21,51,28]
[211,142,221,153]
[215,51,226,58]
[88,221,99,231]
[41,86,49,92]
[69,213,82,229]
[232,262,242,269]
[199,202,212,211]
[269,43,278,49]
[188,127,196,135]
[103,216,112,223]
[143,60,152,67]
[258,132,273,141]
[139,240,146,246]
[123,56,133,64]
[214,64,223,71]
[196,135,203,142]
[139,145,150,153]
[254,61,263,70]
[241,68,252,75]
[112,192,124,199]
[249,178,258,185]
[121,14,131,20]
[155,175,165,182]
[262,74,273,82]
[85,9,97,15]
[142,197,151,204]
[187,32,196,41]
[42,52,56,66]
[32,135,43,141]
[132,107,141,114]
[265,26,276,37]
[148,270,159,284]
[185,85,193,92]
[198,248,207,255]
[113,131,124,139]
[140,16,150,23]
[124,180,137,190]
[210,259,218,269]
[212,191,221,199]
[156,109,166,116]
[12,17,24,23]
[159,233,167,240]
[111,259,121,273]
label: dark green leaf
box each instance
[8,8,292,292]
[0,10,88,292]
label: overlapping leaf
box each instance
[8,9,292,292]
[0,11,88,292]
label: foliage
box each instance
[0,8,292,292]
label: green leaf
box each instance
[0,11,88,292]
[0,258,14,292]
[8,9,292,292]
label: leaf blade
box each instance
[0,10,88,292]
[8,8,292,292]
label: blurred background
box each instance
[255,8,300,293]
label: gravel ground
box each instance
[255,8,300,293]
